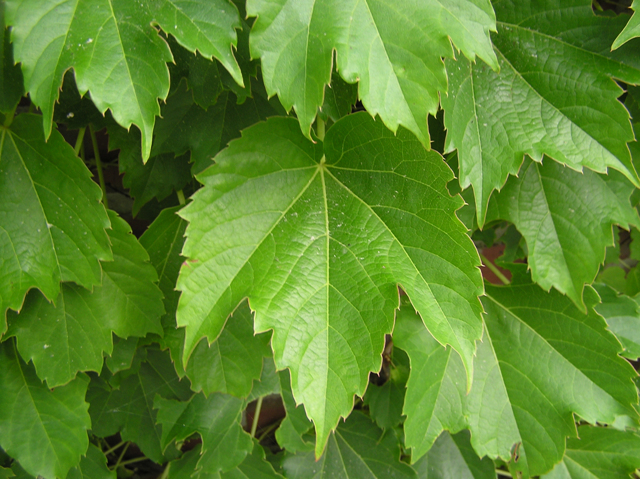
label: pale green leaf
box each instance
[186,300,272,398]
[0,114,112,328]
[5,0,242,159]
[541,425,640,479]
[613,0,640,49]
[412,430,496,479]
[247,0,497,146]
[486,158,640,308]
[6,211,164,386]
[0,340,90,479]
[155,392,253,473]
[67,445,116,479]
[177,113,483,455]
[443,0,640,225]
[281,411,416,479]
[593,283,640,360]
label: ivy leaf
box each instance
[5,0,243,160]
[88,348,192,463]
[6,211,164,387]
[177,113,483,455]
[186,300,272,398]
[541,425,640,479]
[0,341,90,479]
[593,284,640,360]
[0,114,112,328]
[412,431,496,479]
[67,445,115,479]
[247,0,497,146]
[281,411,416,479]
[486,158,640,308]
[442,0,640,225]
[613,0,640,49]
[0,6,22,113]
[155,392,253,473]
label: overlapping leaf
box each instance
[0,341,90,479]
[485,158,640,308]
[0,114,111,328]
[247,0,497,146]
[281,412,416,478]
[613,0,640,49]
[6,211,164,386]
[0,6,22,114]
[67,445,115,479]
[541,425,640,479]
[5,0,243,159]
[442,0,640,225]
[177,113,483,455]
[276,370,314,453]
[593,284,640,360]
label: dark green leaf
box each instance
[275,370,313,453]
[0,5,22,113]
[67,445,115,479]
[363,379,405,431]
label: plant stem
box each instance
[3,103,17,127]
[496,470,512,477]
[176,189,186,205]
[110,441,130,470]
[89,125,109,209]
[480,253,510,285]
[316,117,325,141]
[158,463,171,479]
[117,455,148,467]
[257,418,283,442]
[250,396,264,438]
[103,439,126,456]
[74,127,86,156]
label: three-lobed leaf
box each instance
[177,112,483,455]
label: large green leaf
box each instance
[593,283,640,360]
[176,113,483,455]
[541,425,640,479]
[613,0,640,49]
[442,0,640,225]
[5,0,242,159]
[0,114,112,328]
[247,0,497,146]
[0,341,90,479]
[155,392,253,473]
[6,211,164,386]
[281,411,416,479]
[485,158,640,308]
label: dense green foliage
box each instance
[1,0,640,478]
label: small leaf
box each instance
[0,114,112,329]
[281,411,416,479]
[541,425,640,479]
[593,283,640,360]
[613,0,640,49]
[412,430,496,479]
[247,0,497,145]
[0,340,90,479]
[155,392,253,473]
[486,158,640,308]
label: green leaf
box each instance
[67,445,116,479]
[412,430,496,479]
[477,266,638,477]
[155,392,253,473]
[247,0,497,146]
[275,370,314,453]
[0,114,112,328]
[0,340,90,479]
[0,468,13,479]
[6,211,164,386]
[442,0,640,225]
[177,113,483,455]
[105,336,139,374]
[186,300,272,397]
[486,158,640,308]
[593,284,640,360]
[613,0,640,49]
[0,6,22,114]
[5,0,243,160]
[88,348,192,463]
[246,356,281,402]
[318,70,357,124]
[281,411,416,479]
[363,377,405,431]
[541,425,640,479]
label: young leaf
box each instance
[540,425,640,479]
[155,392,253,473]
[613,0,640,49]
[5,0,243,160]
[281,411,416,479]
[177,113,484,456]
[247,0,497,146]
[442,0,640,225]
[593,284,640,360]
[486,159,640,309]
[0,341,90,479]
[412,430,496,479]
[186,300,272,398]
[0,114,112,328]
[6,211,164,386]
